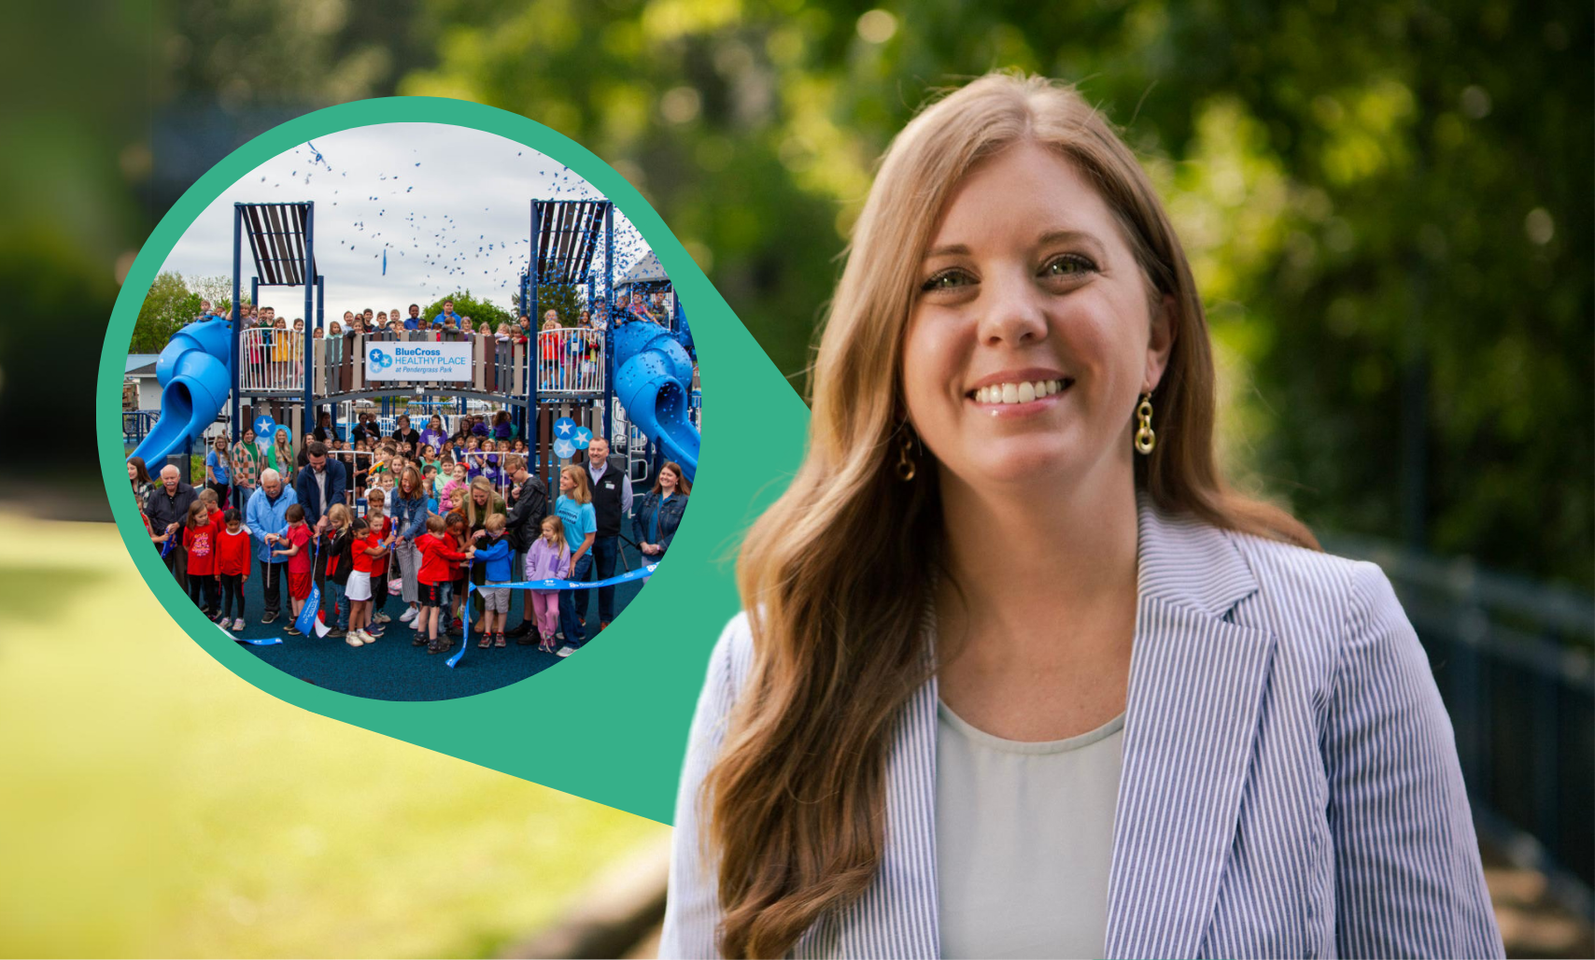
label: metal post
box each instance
[231,205,243,441]
[316,274,325,330]
[528,201,542,483]
[302,203,315,436]
[602,201,614,444]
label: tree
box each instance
[421,290,512,330]
[131,272,202,353]
[516,283,584,327]
[395,0,1591,588]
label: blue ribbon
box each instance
[465,563,659,594]
[445,562,657,669]
[218,621,281,646]
[446,557,476,668]
[293,539,323,636]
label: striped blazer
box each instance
[661,488,1504,959]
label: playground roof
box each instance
[240,201,317,286]
[618,251,666,286]
[532,199,608,285]
[126,354,159,376]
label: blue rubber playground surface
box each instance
[216,539,648,701]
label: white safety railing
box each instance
[240,327,307,393]
[536,328,604,396]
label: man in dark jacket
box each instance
[294,440,348,531]
[501,454,549,640]
[577,438,633,633]
[145,463,198,582]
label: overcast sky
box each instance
[158,121,655,321]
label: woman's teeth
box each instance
[972,379,1070,404]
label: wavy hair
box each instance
[705,72,1320,958]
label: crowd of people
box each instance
[192,290,671,344]
[184,292,674,396]
[127,413,691,659]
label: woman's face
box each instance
[243,429,255,445]
[276,429,289,445]
[559,471,574,494]
[127,462,137,480]
[900,141,1173,492]
[472,487,488,507]
[659,467,678,493]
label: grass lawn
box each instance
[0,513,668,957]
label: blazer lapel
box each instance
[1104,490,1278,958]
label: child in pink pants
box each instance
[524,515,572,653]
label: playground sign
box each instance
[364,341,472,381]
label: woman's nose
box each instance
[977,268,1048,346]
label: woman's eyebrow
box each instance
[923,230,1109,260]
[1038,229,1108,255]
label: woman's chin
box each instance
[940,441,1099,492]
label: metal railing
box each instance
[240,327,307,393]
[1323,532,1595,919]
[537,328,605,396]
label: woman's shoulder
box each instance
[700,610,758,699]
[1222,525,1414,675]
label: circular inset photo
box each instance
[113,117,701,701]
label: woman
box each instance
[633,461,690,559]
[421,414,448,453]
[389,465,429,627]
[553,465,596,654]
[203,435,231,506]
[463,476,508,629]
[265,426,294,476]
[230,428,259,510]
[127,456,157,511]
[661,74,1501,960]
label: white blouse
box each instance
[935,700,1126,959]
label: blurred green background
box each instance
[2,0,1590,955]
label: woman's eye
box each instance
[920,270,972,292]
[1042,254,1096,278]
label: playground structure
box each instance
[128,198,701,495]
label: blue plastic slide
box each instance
[612,320,701,481]
[130,318,236,466]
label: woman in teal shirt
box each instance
[554,465,596,654]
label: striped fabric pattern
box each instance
[660,488,1504,959]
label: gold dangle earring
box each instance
[1134,392,1156,455]
[896,429,918,482]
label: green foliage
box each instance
[131,271,203,354]
[517,282,585,326]
[395,0,1591,588]
[421,290,513,330]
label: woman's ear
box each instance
[1144,293,1178,392]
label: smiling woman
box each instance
[661,73,1503,959]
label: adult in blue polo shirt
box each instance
[244,467,297,623]
[403,303,422,330]
[431,299,460,329]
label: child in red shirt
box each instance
[415,514,473,654]
[366,491,394,626]
[182,501,219,616]
[271,504,315,635]
[345,517,394,645]
[214,508,252,631]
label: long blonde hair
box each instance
[707,72,1320,958]
[465,476,501,527]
